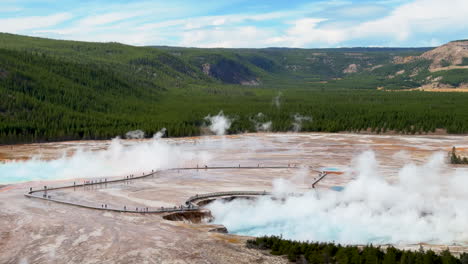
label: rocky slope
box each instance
[393,40,468,69]
[420,40,468,70]
[368,40,468,90]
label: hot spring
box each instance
[208,151,468,246]
[0,134,210,184]
[2,132,468,247]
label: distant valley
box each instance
[1,33,468,144]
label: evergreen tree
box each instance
[384,247,398,264]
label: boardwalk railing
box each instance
[25,165,295,214]
[312,172,328,188]
[186,191,272,207]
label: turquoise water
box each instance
[330,186,344,192]
[321,167,341,172]
[0,137,184,185]
[0,159,68,184]
[208,194,394,245]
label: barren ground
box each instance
[1,133,468,263]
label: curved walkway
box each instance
[25,166,295,214]
[185,191,272,208]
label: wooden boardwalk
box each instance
[25,166,295,214]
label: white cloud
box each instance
[299,0,352,13]
[3,0,468,47]
[270,0,468,47]
[34,10,148,36]
[334,4,388,17]
[180,26,275,48]
[0,13,72,33]
[0,6,23,13]
[354,0,468,41]
[171,0,468,48]
[138,18,187,31]
[280,18,347,47]
[77,11,143,27]
[139,11,295,32]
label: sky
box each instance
[0,0,467,48]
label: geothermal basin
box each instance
[1,133,468,263]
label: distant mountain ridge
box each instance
[1,33,468,144]
[151,45,432,86]
[393,40,468,70]
[152,42,468,90]
[371,40,468,90]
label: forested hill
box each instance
[1,33,468,144]
[151,45,431,86]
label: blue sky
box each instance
[1,0,467,48]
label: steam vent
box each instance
[2,4,468,261]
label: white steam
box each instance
[272,178,297,194]
[153,128,167,139]
[257,121,272,132]
[125,130,145,139]
[0,131,210,184]
[209,151,468,245]
[251,113,272,132]
[272,92,282,109]
[204,111,232,135]
[292,113,312,132]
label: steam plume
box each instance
[251,113,272,132]
[292,113,311,132]
[0,130,210,184]
[204,111,232,135]
[125,130,145,139]
[272,92,282,109]
[209,151,468,245]
[153,128,167,139]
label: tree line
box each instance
[247,236,468,264]
[2,35,468,145]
